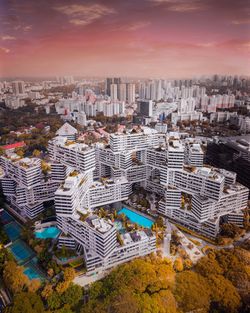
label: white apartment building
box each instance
[184,140,204,168]
[2,122,248,274]
[171,98,203,124]
[48,137,95,173]
[0,156,60,219]
[48,127,157,273]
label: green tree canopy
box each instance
[8,292,44,313]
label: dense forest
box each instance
[1,246,249,313]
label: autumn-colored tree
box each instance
[15,147,25,157]
[208,274,241,313]
[63,267,75,282]
[53,304,74,313]
[56,281,70,294]
[173,257,184,272]
[3,261,29,293]
[27,279,41,293]
[32,149,41,157]
[8,292,44,313]
[41,160,51,174]
[174,271,211,313]
[220,223,242,238]
[183,258,193,269]
[41,283,54,300]
[195,252,223,277]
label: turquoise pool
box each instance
[24,259,45,280]
[4,222,22,241]
[118,208,154,228]
[9,240,35,264]
[0,210,14,225]
[35,226,60,239]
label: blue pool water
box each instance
[0,210,14,225]
[24,260,45,280]
[118,208,154,228]
[35,226,60,239]
[0,210,45,281]
[9,240,34,264]
[4,222,22,241]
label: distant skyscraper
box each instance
[118,83,127,102]
[106,78,113,96]
[127,83,135,103]
[150,81,156,100]
[12,81,25,95]
[137,99,153,117]
[64,76,74,85]
[113,77,121,85]
[106,77,121,96]
[110,84,118,100]
[156,80,162,101]
[139,82,146,99]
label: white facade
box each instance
[0,156,60,219]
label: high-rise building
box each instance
[156,80,162,101]
[137,100,153,117]
[106,78,121,96]
[110,84,118,100]
[127,83,135,103]
[118,83,127,102]
[106,78,113,96]
[12,81,25,95]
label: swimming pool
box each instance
[9,240,35,264]
[35,226,61,239]
[118,208,154,228]
[24,259,45,280]
[4,222,22,241]
[0,210,14,225]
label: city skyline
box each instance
[0,0,250,78]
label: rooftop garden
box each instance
[65,140,75,146]
[69,170,79,177]
[78,212,89,222]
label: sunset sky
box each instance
[0,0,249,78]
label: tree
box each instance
[15,147,25,157]
[3,261,29,293]
[0,249,13,274]
[220,223,242,238]
[27,279,41,293]
[174,271,211,313]
[56,281,70,294]
[173,257,183,272]
[195,252,223,277]
[47,291,62,310]
[32,149,41,157]
[63,267,75,282]
[53,304,74,313]
[41,283,54,300]
[9,292,44,313]
[183,259,193,269]
[208,274,241,313]
[61,283,83,307]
